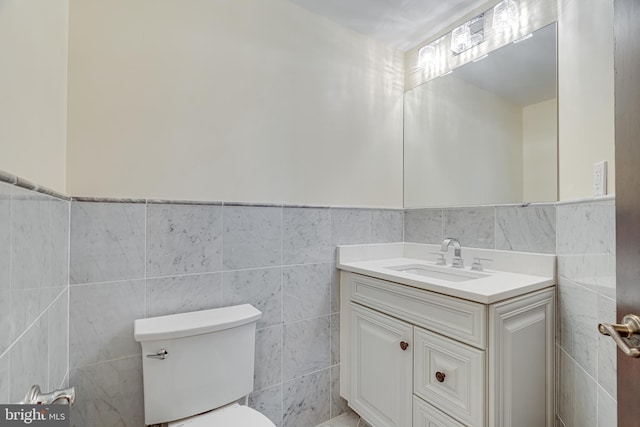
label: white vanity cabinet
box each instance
[340,272,555,427]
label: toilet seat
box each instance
[168,403,276,427]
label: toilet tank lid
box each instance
[134,304,262,342]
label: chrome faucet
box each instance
[22,385,76,405]
[441,238,464,268]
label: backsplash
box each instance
[67,200,403,427]
[0,180,70,404]
[405,204,557,253]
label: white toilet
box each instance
[134,304,276,427]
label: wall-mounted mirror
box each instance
[404,23,557,208]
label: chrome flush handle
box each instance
[146,349,169,360]
[598,314,640,358]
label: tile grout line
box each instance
[558,345,615,402]
[493,206,497,250]
[72,353,143,370]
[279,205,285,424]
[328,206,334,423]
[368,210,372,245]
[279,370,284,426]
[440,208,444,242]
[594,239,601,427]
[328,211,334,421]
[68,277,147,288]
[66,199,71,388]
[7,186,13,400]
[65,282,70,389]
[144,201,148,318]
[0,288,68,363]
[279,366,333,389]
[280,205,284,328]
[47,195,52,391]
[403,210,406,244]
[65,262,335,286]
[220,205,225,306]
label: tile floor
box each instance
[315,411,371,427]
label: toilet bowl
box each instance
[134,304,275,427]
[168,403,274,427]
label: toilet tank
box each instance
[134,304,262,425]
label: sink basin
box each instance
[384,263,489,282]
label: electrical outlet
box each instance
[594,161,607,197]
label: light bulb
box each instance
[417,44,436,69]
[451,23,472,54]
[493,0,517,31]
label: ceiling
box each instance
[288,0,491,50]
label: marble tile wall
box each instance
[0,181,70,405]
[67,201,404,427]
[556,200,616,427]
[405,204,557,253]
[3,178,614,427]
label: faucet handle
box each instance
[451,256,464,268]
[471,257,493,271]
[428,252,446,266]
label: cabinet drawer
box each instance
[350,273,486,348]
[414,327,485,427]
[413,396,466,427]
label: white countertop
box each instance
[337,243,556,304]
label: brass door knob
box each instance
[400,341,409,351]
[435,371,446,383]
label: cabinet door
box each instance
[489,288,554,427]
[350,303,413,427]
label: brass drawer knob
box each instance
[400,341,409,351]
[435,371,446,383]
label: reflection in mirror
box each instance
[404,23,557,208]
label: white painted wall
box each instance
[404,75,523,208]
[523,99,558,202]
[558,0,614,199]
[0,0,69,193]
[66,0,404,207]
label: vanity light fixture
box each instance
[417,36,446,70]
[417,43,436,69]
[493,0,517,31]
[451,14,484,55]
[451,23,471,54]
[513,32,533,43]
